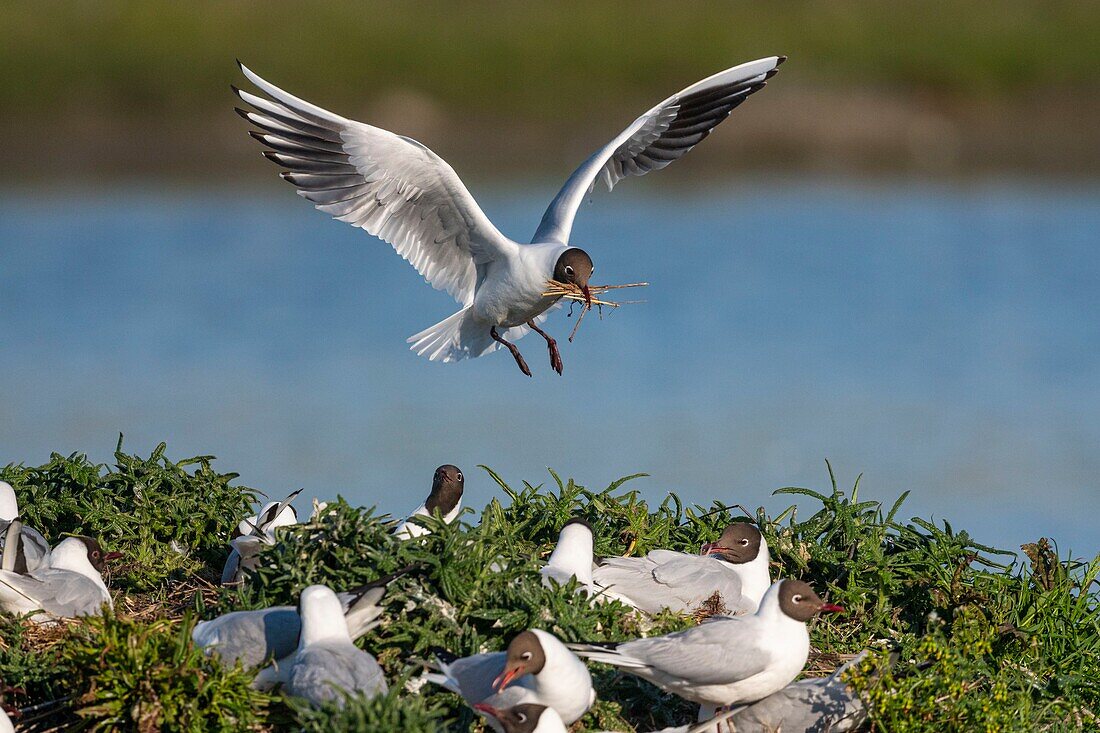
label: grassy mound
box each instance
[1,443,1097,731]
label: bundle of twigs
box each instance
[543,280,648,341]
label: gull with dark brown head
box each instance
[425,629,594,728]
[0,536,121,622]
[568,579,842,716]
[593,522,770,615]
[234,56,785,375]
[393,464,464,539]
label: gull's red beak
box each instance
[492,666,522,691]
[473,702,501,718]
[104,551,124,562]
[581,284,592,307]
[699,542,714,555]
[820,603,845,614]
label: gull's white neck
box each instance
[50,538,110,600]
[299,586,353,648]
[0,481,17,522]
[545,526,593,587]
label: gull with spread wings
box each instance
[234,56,785,375]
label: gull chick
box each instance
[568,579,842,710]
[235,56,785,376]
[426,629,594,727]
[394,464,464,539]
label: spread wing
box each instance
[533,56,785,245]
[235,62,515,306]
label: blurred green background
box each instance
[3,0,1098,181]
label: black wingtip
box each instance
[776,55,788,66]
[234,107,255,123]
[261,150,281,163]
[236,58,246,72]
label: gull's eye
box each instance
[521,651,532,660]
[517,713,527,723]
[793,594,803,603]
[565,265,575,277]
[456,472,463,482]
[740,539,749,545]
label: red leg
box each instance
[491,326,532,377]
[527,320,563,375]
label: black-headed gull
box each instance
[234,56,785,376]
[593,523,771,615]
[474,703,566,733]
[195,567,408,673]
[0,537,121,621]
[222,489,301,585]
[426,629,594,726]
[393,464,464,539]
[568,579,842,710]
[539,518,595,593]
[277,585,389,707]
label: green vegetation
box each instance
[1,444,1098,731]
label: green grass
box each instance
[2,1,1097,119]
[0,444,1097,731]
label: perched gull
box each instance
[593,522,771,616]
[279,585,389,707]
[234,56,785,375]
[426,629,595,727]
[539,518,595,593]
[194,566,409,673]
[0,537,121,622]
[393,464,464,539]
[222,489,301,585]
[568,579,842,712]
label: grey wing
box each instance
[192,607,302,668]
[617,618,770,686]
[440,652,506,704]
[287,646,387,707]
[726,671,866,733]
[648,553,749,613]
[235,63,515,307]
[1,570,108,618]
[593,556,684,614]
[532,56,784,244]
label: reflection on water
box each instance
[1,180,1097,557]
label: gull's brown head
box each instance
[77,536,122,573]
[426,464,464,517]
[492,630,546,691]
[554,248,594,306]
[701,522,762,564]
[777,579,844,622]
[473,703,550,733]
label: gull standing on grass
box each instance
[234,56,785,375]
[393,464,464,539]
[568,580,842,719]
[0,537,120,622]
[593,522,771,615]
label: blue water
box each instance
[1,180,1097,559]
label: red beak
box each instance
[473,702,501,718]
[104,551,124,562]
[581,284,592,307]
[492,666,521,691]
[820,603,845,614]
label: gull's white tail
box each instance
[407,307,534,363]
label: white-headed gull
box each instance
[277,585,389,707]
[426,629,594,727]
[568,579,842,709]
[593,522,771,616]
[222,489,301,585]
[0,537,121,621]
[195,566,408,673]
[539,518,595,593]
[234,56,785,376]
[393,464,464,539]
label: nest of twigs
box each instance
[543,280,648,342]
